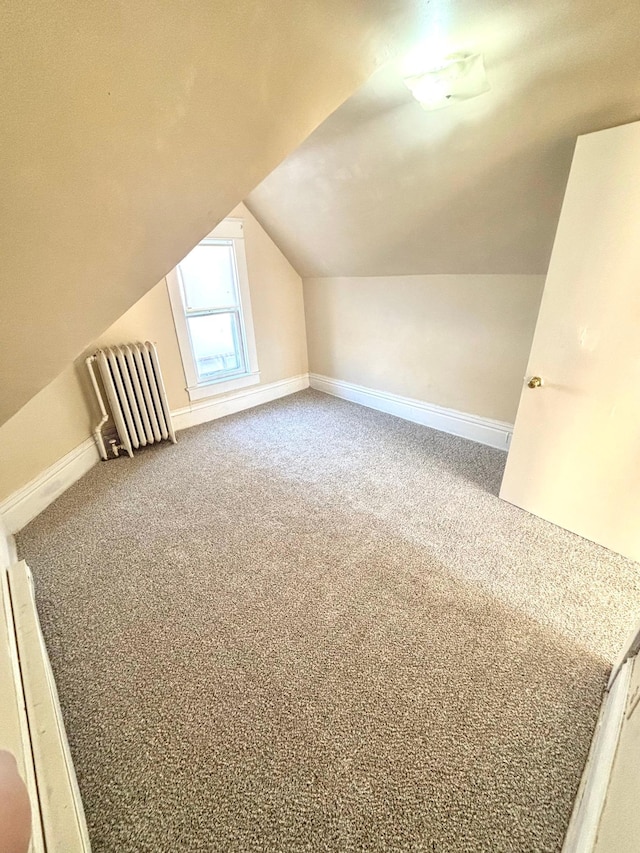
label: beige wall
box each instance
[0,0,424,425]
[303,275,545,423]
[0,367,95,505]
[0,204,306,503]
[88,279,189,413]
[239,206,309,386]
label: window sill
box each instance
[186,371,260,402]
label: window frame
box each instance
[166,218,259,402]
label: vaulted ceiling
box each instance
[247,0,640,277]
[0,0,429,426]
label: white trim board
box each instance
[0,516,17,571]
[171,373,309,431]
[0,438,100,535]
[562,657,634,852]
[6,561,92,852]
[309,373,513,450]
[0,373,310,535]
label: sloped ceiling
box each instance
[0,0,429,426]
[246,0,640,277]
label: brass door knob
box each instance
[527,376,543,389]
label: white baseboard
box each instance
[309,373,513,450]
[0,439,101,535]
[0,371,502,534]
[172,373,310,431]
[0,373,310,535]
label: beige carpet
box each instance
[16,390,640,852]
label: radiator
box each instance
[86,341,177,460]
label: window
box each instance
[167,219,259,401]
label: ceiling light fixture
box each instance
[403,52,490,111]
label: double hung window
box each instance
[167,219,259,401]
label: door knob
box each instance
[527,376,543,389]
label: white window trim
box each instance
[166,218,260,402]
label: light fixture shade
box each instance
[403,53,490,111]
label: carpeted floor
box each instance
[16,390,640,852]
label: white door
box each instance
[500,121,640,563]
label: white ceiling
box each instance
[247,0,640,277]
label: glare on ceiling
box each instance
[403,52,490,111]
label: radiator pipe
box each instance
[86,355,109,461]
